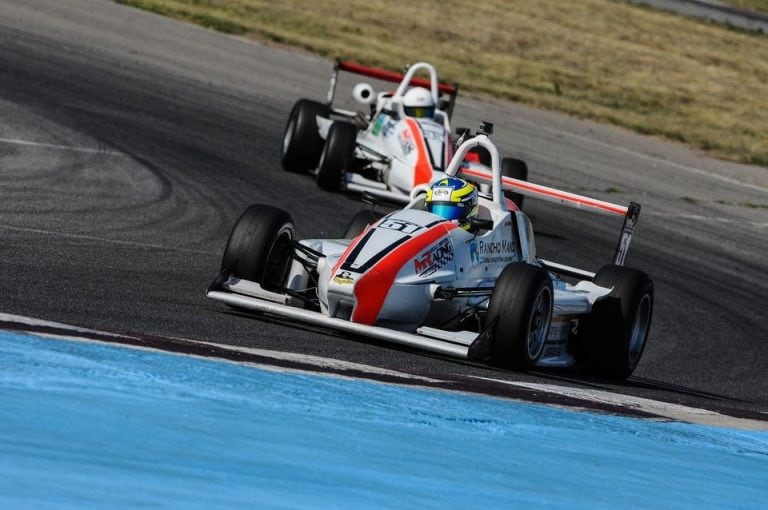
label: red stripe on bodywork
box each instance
[405,119,434,187]
[351,222,458,325]
[331,225,371,278]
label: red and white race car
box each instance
[281,60,528,206]
[210,131,653,379]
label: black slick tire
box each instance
[281,99,328,173]
[487,263,553,370]
[575,265,654,380]
[220,204,295,291]
[316,121,357,191]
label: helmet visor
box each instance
[428,203,465,220]
[404,106,435,118]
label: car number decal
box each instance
[378,218,423,234]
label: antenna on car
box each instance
[453,127,470,151]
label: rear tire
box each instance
[501,158,528,210]
[574,265,654,380]
[281,99,329,173]
[220,204,295,291]
[487,263,553,370]
[316,121,357,191]
[343,210,384,239]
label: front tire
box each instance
[501,157,528,210]
[574,265,654,380]
[487,263,553,370]
[281,99,329,173]
[316,121,357,191]
[220,204,295,291]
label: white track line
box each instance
[192,341,447,382]
[0,137,125,156]
[471,377,768,431]
[0,224,215,255]
[0,313,139,338]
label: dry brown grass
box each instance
[723,0,768,14]
[116,0,768,166]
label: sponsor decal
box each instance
[470,239,517,265]
[542,319,570,358]
[404,118,434,186]
[432,187,452,199]
[413,238,454,277]
[371,113,395,137]
[478,239,516,255]
[469,241,480,267]
[378,218,423,235]
[548,319,571,341]
[332,271,355,285]
[398,128,415,156]
[371,114,384,136]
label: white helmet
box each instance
[402,87,435,118]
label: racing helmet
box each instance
[425,177,478,224]
[403,87,435,118]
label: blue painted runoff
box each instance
[1,330,766,509]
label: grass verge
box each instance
[723,0,768,15]
[115,0,768,167]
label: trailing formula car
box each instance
[210,131,653,379]
[281,60,528,206]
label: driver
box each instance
[425,177,479,230]
[402,87,436,119]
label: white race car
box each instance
[211,131,653,379]
[281,60,528,206]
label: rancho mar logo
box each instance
[469,239,517,266]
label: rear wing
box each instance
[446,133,641,270]
[326,59,460,119]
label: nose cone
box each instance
[342,214,458,326]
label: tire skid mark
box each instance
[0,224,215,254]
[0,136,125,156]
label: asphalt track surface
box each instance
[1,1,766,420]
[630,0,768,32]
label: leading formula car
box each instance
[210,131,653,379]
[281,60,528,206]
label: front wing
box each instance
[207,275,493,361]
